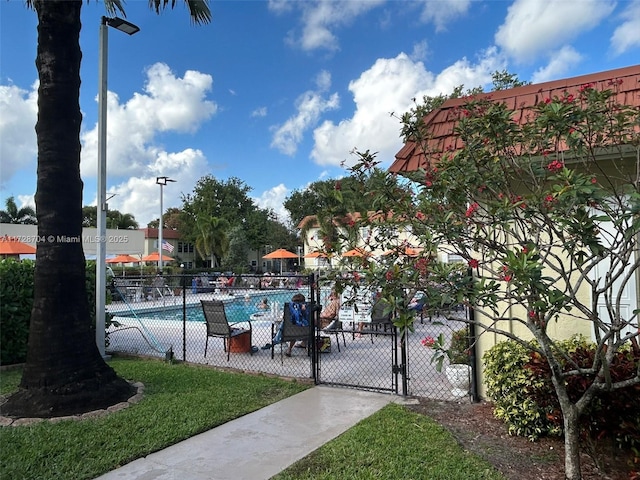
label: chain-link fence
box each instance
[106,273,477,401]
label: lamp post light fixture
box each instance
[156,176,176,274]
[96,16,140,358]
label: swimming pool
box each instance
[131,291,301,324]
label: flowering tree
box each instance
[321,81,640,480]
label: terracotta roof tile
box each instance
[389,65,640,174]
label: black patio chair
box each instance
[201,300,252,361]
[270,302,315,363]
[361,299,393,343]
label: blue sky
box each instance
[1,0,639,227]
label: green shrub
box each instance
[0,259,35,365]
[0,259,111,365]
[484,335,640,447]
[483,338,556,440]
[525,339,640,450]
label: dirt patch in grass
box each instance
[407,398,637,480]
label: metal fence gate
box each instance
[106,273,477,401]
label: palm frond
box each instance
[148,0,212,24]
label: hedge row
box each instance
[0,259,98,365]
[483,336,640,448]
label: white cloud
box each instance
[0,82,38,187]
[530,46,583,83]
[310,49,504,168]
[251,106,268,118]
[495,0,615,62]
[252,183,291,226]
[275,0,385,52]
[410,40,430,62]
[417,0,472,32]
[80,62,216,181]
[104,148,208,226]
[16,194,35,210]
[270,71,340,156]
[610,0,640,56]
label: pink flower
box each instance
[465,202,479,218]
[468,259,479,269]
[385,270,394,281]
[547,160,564,172]
[416,211,426,220]
[591,177,597,184]
[415,258,429,275]
[421,336,436,348]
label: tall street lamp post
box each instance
[96,16,140,357]
[156,176,176,273]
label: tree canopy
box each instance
[320,78,639,480]
[0,196,37,225]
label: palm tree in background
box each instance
[81,206,139,229]
[108,211,138,229]
[0,196,37,224]
[1,0,211,418]
[195,215,230,268]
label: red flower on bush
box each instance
[468,258,479,269]
[579,82,594,92]
[415,257,429,275]
[465,202,479,218]
[501,265,512,282]
[385,270,394,281]
[547,159,564,172]
[421,336,436,348]
[415,211,426,220]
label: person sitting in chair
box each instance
[261,293,319,356]
[320,290,341,331]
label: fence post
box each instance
[182,274,187,362]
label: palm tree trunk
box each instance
[0,0,133,418]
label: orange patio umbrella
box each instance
[141,252,174,263]
[106,254,140,264]
[106,254,141,276]
[262,248,299,259]
[382,246,424,257]
[0,235,36,258]
[263,248,299,274]
[341,247,370,257]
[304,251,328,258]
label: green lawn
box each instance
[274,402,504,480]
[1,358,504,480]
[0,358,309,480]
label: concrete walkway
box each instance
[95,386,407,480]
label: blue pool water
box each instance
[133,291,299,323]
